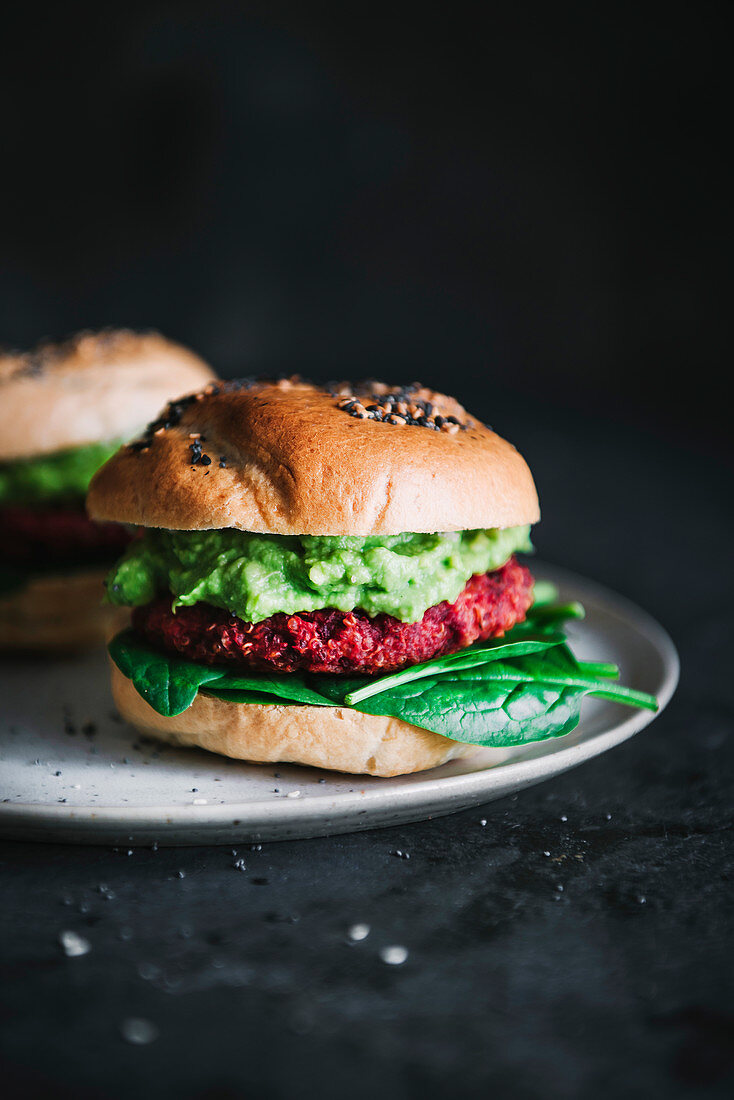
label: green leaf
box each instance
[576,660,620,679]
[198,688,295,707]
[350,672,590,746]
[109,630,229,717]
[109,630,336,714]
[107,597,658,748]
[344,636,565,705]
[529,580,558,607]
[204,672,334,708]
[526,600,585,625]
[448,656,658,712]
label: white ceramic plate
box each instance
[0,564,678,846]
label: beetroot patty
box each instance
[132,556,534,676]
[0,504,132,567]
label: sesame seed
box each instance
[335,387,468,431]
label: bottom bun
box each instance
[0,570,128,652]
[111,661,468,777]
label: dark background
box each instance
[0,1,730,456]
[1,4,732,1099]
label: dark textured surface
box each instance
[1,402,732,1100]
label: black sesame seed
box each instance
[335,387,467,431]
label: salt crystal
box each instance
[380,945,408,965]
[59,930,91,957]
[120,1018,159,1045]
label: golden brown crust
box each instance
[0,571,129,652]
[88,378,539,535]
[110,661,467,777]
[0,329,215,460]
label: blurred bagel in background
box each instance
[0,329,216,652]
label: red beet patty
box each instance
[0,505,132,567]
[133,556,534,676]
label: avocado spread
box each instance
[0,439,123,505]
[106,526,532,624]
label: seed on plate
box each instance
[59,930,91,957]
[120,1018,159,1045]
[380,945,408,965]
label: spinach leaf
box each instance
[107,596,658,749]
[197,688,297,707]
[472,653,657,710]
[109,630,230,717]
[340,596,584,706]
[344,648,655,746]
[351,672,590,746]
[343,635,564,705]
[204,672,334,708]
[109,631,337,714]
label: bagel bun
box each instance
[88,377,539,536]
[0,329,215,461]
[110,660,471,777]
[0,570,129,653]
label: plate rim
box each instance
[0,562,679,841]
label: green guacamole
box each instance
[106,526,532,624]
[0,439,123,505]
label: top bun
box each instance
[0,329,215,461]
[87,378,539,536]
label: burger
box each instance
[88,377,657,777]
[0,329,214,651]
